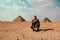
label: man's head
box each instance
[34,16,37,19]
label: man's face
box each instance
[34,16,37,19]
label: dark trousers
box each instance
[31,23,40,31]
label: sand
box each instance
[0,21,60,40]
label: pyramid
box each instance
[13,16,26,22]
[43,18,52,23]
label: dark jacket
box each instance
[32,19,40,27]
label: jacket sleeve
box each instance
[37,19,40,25]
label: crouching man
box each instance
[31,16,40,31]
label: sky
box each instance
[0,0,60,21]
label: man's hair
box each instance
[34,15,37,17]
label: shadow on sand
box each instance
[35,28,54,32]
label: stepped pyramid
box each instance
[43,18,52,23]
[13,16,26,22]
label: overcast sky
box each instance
[0,0,60,21]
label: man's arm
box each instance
[37,19,40,24]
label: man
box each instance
[31,16,40,31]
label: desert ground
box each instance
[0,21,60,40]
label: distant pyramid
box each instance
[13,16,26,22]
[43,18,51,23]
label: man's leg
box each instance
[33,25,35,31]
[37,26,40,31]
[31,26,33,29]
[32,23,36,31]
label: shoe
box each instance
[33,29,35,31]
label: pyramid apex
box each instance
[13,16,26,22]
[43,17,52,23]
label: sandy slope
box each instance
[0,22,60,40]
